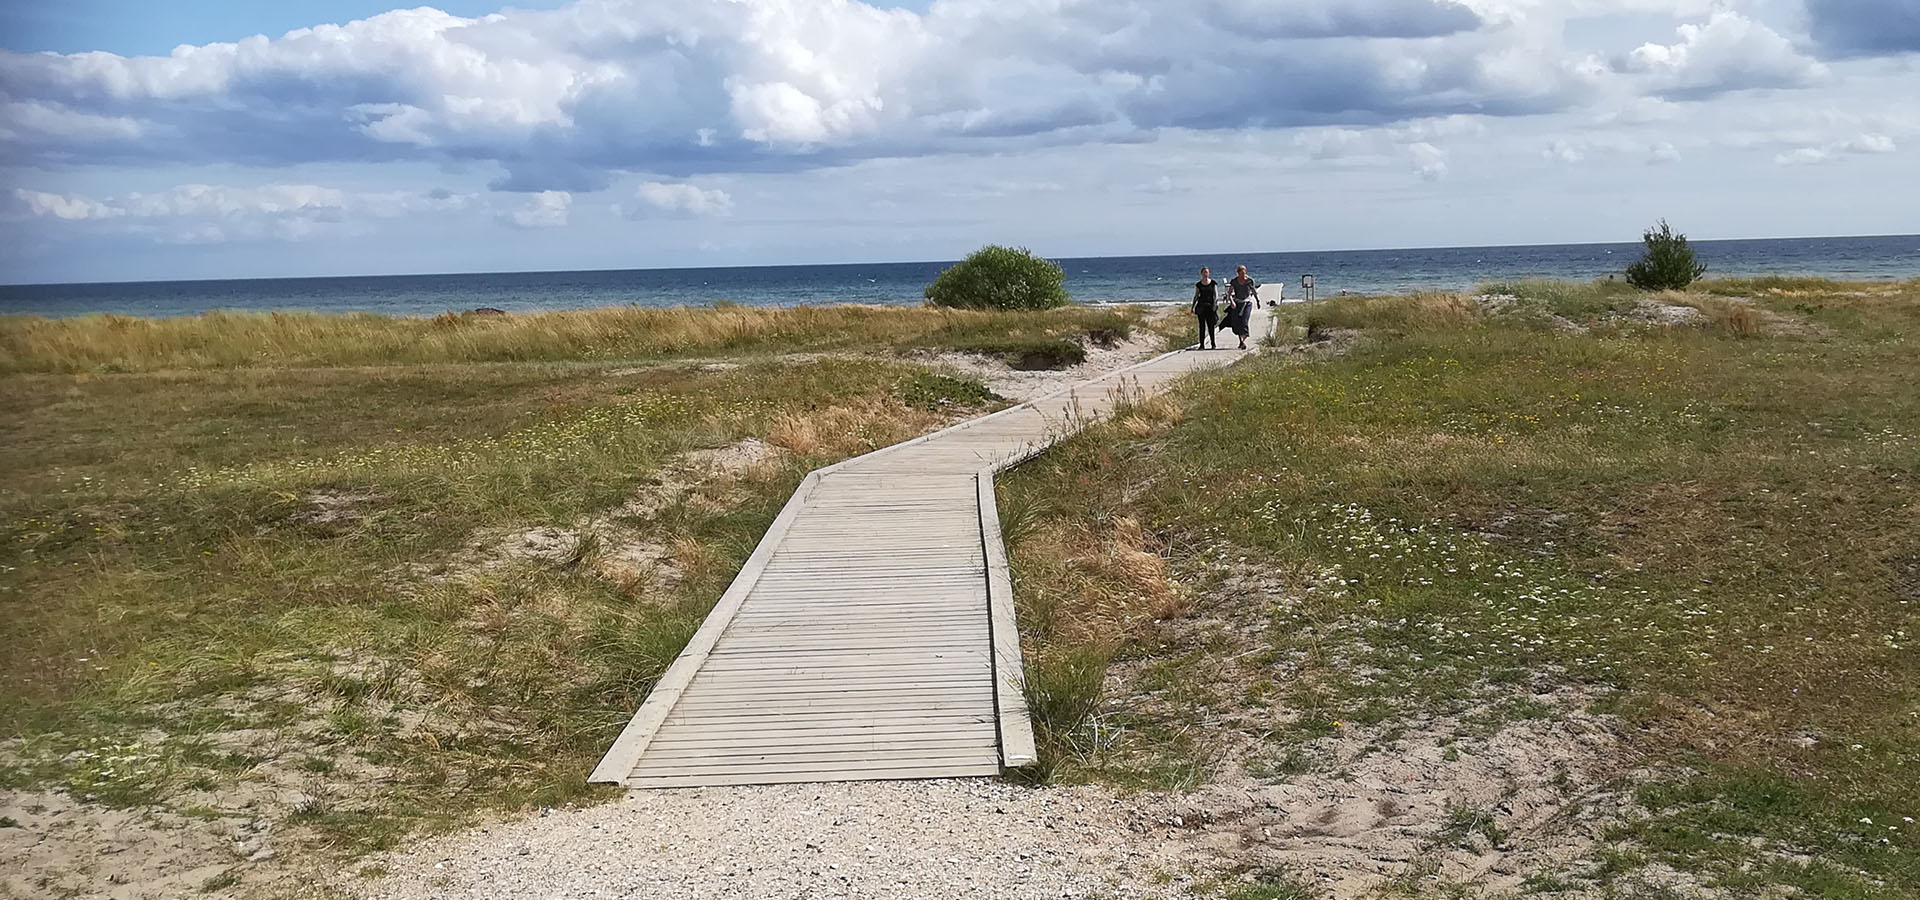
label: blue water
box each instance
[4,235,1916,318]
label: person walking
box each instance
[1191,266,1220,349]
[1226,265,1259,349]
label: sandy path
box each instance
[353,780,1202,900]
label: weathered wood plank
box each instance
[628,753,1002,778]
[625,763,1005,788]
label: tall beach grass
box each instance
[0,303,1143,374]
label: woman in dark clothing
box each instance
[1225,265,1259,349]
[1191,266,1219,349]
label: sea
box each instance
[3,234,1916,319]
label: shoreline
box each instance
[3,273,1917,322]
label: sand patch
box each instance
[0,788,263,900]
[350,779,1205,900]
[1155,689,1650,897]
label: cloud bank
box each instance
[0,0,1628,189]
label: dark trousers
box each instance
[1195,307,1218,348]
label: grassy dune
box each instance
[1003,279,1919,897]
[0,303,1142,374]
[0,304,1123,895]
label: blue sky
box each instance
[2,0,1916,283]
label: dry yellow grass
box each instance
[0,304,1142,374]
[1307,290,1482,331]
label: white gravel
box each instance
[353,779,1206,900]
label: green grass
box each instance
[1000,281,1920,895]
[0,331,1013,868]
[1220,872,1317,900]
[1479,278,1643,322]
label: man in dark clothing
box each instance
[1192,266,1220,349]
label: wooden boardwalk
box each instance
[591,310,1269,788]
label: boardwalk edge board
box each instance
[977,469,1038,770]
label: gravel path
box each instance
[354,779,1206,900]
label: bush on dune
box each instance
[1625,219,1707,291]
[924,245,1071,311]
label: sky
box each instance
[1,0,1916,283]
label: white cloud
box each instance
[9,189,120,221]
[633,182,734,217]
[0,101,144,142]
[1409,142,1449,180]
[1774,132,1898,165]
[1546,138,1586,163]
[7,183,477,242]
[1619,12,1828,97]
[508,190,571,228]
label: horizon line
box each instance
[5,231,1917,289]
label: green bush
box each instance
[924,245,1070,310]
[894,372,1002,411]
[1625,220,1708,291]
[941,335,1087,370]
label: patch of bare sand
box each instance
[1158,690,1645,897]
[352,780,1203,900]
[1,709,379,900]
[342,689,1676,900]
[3,788,240,900]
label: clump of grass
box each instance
[1291,290,1481,332]
[894,371,1004,411]
[0,304,1144,374]
[1697,275,1904,296]
[1479,278,1642,321]
[944,334,1088,369]
[1437,801,1507,850]
[1023,645,1113,775]
[1221,869,1318,900]
[1666,294,1768,337]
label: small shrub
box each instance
[894,372,1002,411]
[1625,220,1707,291]
[947,335,1087,370]
[924,245,1070,311]
[1007,341,1085,370]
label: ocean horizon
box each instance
[5,233,1917,319]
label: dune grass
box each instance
[1000,280,1919,896]
[0,337,1010,890]
[0,303,1142,374]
